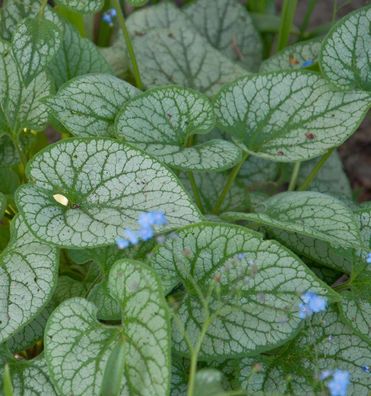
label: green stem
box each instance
[277,0,298,51]
[112,0,143,89]
[3,364,13,396]
[39,0,49,17]
[212,152,249,215]
[298,148,334,191]
[288,161,301,191]
[332,0,338,23]
[187,172,205,214]
[299,0,318,39]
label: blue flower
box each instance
[299,291,327,319]
[138,211,168,227]
[366,252,371,264]
[102,8,117,25]
[361,365,370,373]
[236,253,246,261]
[302,59,314,68]
[115,237,130,250]
[123,228,140,245]
[327,370,350,396]
[138,225,154,241]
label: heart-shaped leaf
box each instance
[320,5,371,91]
[0,52,52,134]
[11,17,61,84]
[47,74,139,137]
[226,191,362,250]
[44,259,171,395]
[0,135,19,166]
[53,0,104,14]
[150,222,333,359]
[47,21,112,89]
[115,86,242,171]
[237,307,371,395]
[185,0,262,71]
[214,71,371,162]
[260,37,321,72]
[0,216,58,343]
[127,0,148,7]
[0,350,57,395]
[133,27,246,95]
[16,138,200,248]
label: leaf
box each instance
[298,151,352,199]
[0,0,41,41]
[0,216,58,344]
[47,21,112,89]
[53,0,104,14]
[0,135,19,166]
[16,138,200,248]
[214,71,371,162]
[88,280,121,320]
[180,172,250,213]
[0,352,57,395]
[194,369,226,396]
[11,17,61,85]
[171,358,189,396]
[0,52,52,134]
[237,307,371,395]
[260,38,321,72]
[0,193,6,220]
[133,27,247,95]
[44,259,171,395]
[185,0,262,71]
[127,0,148,7]
[115,86,242,171]
[238,155,278,186]
[127,3,192,34]
[320,5,371,91]
[47,74,139,137]
[228,191,362,250]
[149,222,333,358]
[0,167,20,196]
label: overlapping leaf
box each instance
[54,0,104,13]
[320,5,371,91]
[237,308,371,394]
[0,52,51,134]
[0,216,58,343]
[47,74,139,137]
[115,86,241,171]
[11,17,61,84]
[133,27,246,95]
[150,222,332,359]
[185,0,262,71]
[0,135,19,166]
[260,38,321,72]
[44,259,171,395]
[0,350,57,395]
[16,138,200,248]
[47,21,112,89]
[214,71,371,162]
[227,191,362,250]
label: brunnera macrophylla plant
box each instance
[0,0,370,395]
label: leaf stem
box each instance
[288,161,301,191]
[298,148,334,191]
[212,152,248,215]
[3,364,13,396]
[39,0,49,17]
[112,0,143,89]
[277,0,298,51]
[187,172,205,214]
[299,0,318,39]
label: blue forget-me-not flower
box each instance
[299,291,327,319]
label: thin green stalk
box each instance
[187,172,205,213]
[277,0,298,51]
[298,148,334,191]
[299,0,318,39]
[288,161,301,191]
[112,0,143,89]
[332,0,338,23]
[38,0,49,17]
[3,364,13,396]
[212,152,249,215]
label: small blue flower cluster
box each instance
[298,291,327,319]
[102,8,117,26]
[366,252,371,264]
[321,370,350,396]
[116,211,167,249]
[301,59,314,68]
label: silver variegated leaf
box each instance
[16,138,200,248]
[214,71,371,162]
[44,259,171,395]
[53,0,104,13]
